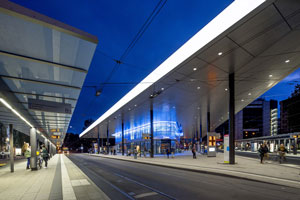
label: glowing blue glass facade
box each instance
[113,121,183,143]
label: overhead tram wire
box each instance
[85,0,168,118]
[100,0,168,90]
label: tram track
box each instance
[68,154,300,200]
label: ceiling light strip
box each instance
[0,98,33,127]
[0,98,52,142]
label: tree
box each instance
[82,119,95,131]
[291,84,300,97]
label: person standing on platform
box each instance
[24,145,31,170]
[143,146,147,158]
[166,148,170,159]
[171,147,175,158]
[258,143,268,164]
[192,145,196,159]
[42,145,49,168]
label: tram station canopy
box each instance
[0,0,98,144]
[80,0,300,139]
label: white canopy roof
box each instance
[0,0,98,144]
[79,0,300,139]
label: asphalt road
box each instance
[68,154,300,200]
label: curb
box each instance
[89,154,300,189]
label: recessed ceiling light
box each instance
[269,74,273,78]
[197,107,200,110]
[225,88,228,91]
[241,99,244,102]
[197,86,201,90]
[248,93,251,96]
[161,88,164,91]
[134,104,137,107]
[268,82,273,87]
[218,52,223,56]
[128,108,131,111]
[285,59,290,63]
[193,68,197,71]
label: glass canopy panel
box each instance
[0,12,96,70]
[0,55,86,88]
[2,79,80,99]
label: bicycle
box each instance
[37,156,43,169]
[277,151,286,164]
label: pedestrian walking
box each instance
[278,144,288,163]
[258,143,268,164]
[171,147,175,158]
[24,145,31,170]
[166,148,170,159]
[42,145,49,168]
[134,148,137,159]
[192,145,196,159]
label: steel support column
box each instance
[97,125,100,154]
[150,99,154,158]
[122,119,124,156]
[49,143,51,158]
[229,73,235,164]
[294,138,298,155]
[107,123,109,154]
[200,113,202,152]
[30,127,37,170]
[9,124,14,173]
[207,112,210,133]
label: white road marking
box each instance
[135,192,158,199]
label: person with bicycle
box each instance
[278,144,288,163]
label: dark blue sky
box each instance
[11,0,300,134]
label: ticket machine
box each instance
[207,132,217,157]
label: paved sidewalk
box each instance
[0,154,109,200]
[89,152,300,189]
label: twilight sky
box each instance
[11,0,300,134]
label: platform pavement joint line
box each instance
[61,154,77,200]
[88,152,300,189]
[62,154,110,200]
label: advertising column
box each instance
[224,134,229,163]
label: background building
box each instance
[280,85,300,134]
[216,99,278,139]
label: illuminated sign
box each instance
[209,136,216,146]
[28,98,72,114]
[50,129,62,132]
[112,121,183,143]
